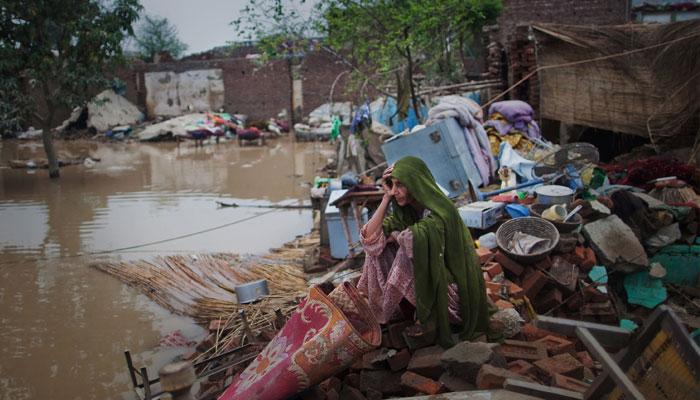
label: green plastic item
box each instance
[650,244,700,286]
[624,271,667,309]
[588,265,608,294]
[620,319,639,332]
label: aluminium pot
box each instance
[234,279,269,304]
[535,185,574,205]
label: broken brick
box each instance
[483,271,491,282]
[343,372,360,388]
[505,280,524,299]
[339,385,367,400]
[519,323,562,342]
[359,370,403,396]
[386,321,410,349]
[388,348,411,371]
[576,351,594,370]
[477,247,495,264]
[407,345,445,380]
[549,257,579,292]
[403,324,436,351]
[319,376,342,394]
[364,388,381,400]
[536,335,575,356]
[507,360,535,376]
[362,348,393,370]
[475,364,532,389]
[552,373,590,393]
[522,269,548,299]
[571,246,596,272]
[327,389,340,400]
[400,371,444,395]
[535,288,563,313]
[583,285,609,303]
[483,262,503,278]
[440,341,504,383]
[496,340,548,361]
[495,251,525,276]
[439,372,475,392]
[534,353,584,380]
[486,288,499,302]
[565,291,585,311]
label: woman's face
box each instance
[390,177,411,206]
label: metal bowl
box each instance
[234,279,269,304]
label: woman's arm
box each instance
[362,166,394,238]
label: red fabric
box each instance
[601,158,695,189]
[219,283,380,400]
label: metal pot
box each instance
[234,279,269,304]
[535,185,574,205]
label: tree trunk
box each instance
[41,122,59,178]
[41,83,59,178]
[406,51,421,122]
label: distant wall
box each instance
[118,49,353,122]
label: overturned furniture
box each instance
[506,305,700,399]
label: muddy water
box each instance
[0,137,333,399]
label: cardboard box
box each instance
[459,201,505,229]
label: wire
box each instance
[482,29,700,110]
[0,208,283,267]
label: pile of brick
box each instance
[297,319,598,399]
[506,26,539,108]
[476,241,617,324]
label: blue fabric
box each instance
[371,97,428,134]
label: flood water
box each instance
[0,137,333,399]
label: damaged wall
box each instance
[119,49,353,122]
[144,69,225,117]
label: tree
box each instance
[0,0,141,178]
[135,15,188,62]
[232,0,501,121]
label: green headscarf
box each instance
[383,156,488,347]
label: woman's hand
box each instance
[381,165,395,199]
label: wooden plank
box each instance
[535,315,630,351]
[504,379,583,400]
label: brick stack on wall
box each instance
[495,0,629,45]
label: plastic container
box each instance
[478,232,498,250]
[324,189,368,259]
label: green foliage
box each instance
[0,0,142,129]
[135,15,188,62]
[231,0,318,63]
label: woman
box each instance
[357,156,488,347]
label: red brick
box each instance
[344,372,360,388]
[494,251,525,276]
[535,335,575,356]
[483,261,503,278]
[477,247,495,264]
[507,359,535,376]
[486,288,499,302]
[576,351,595,370]
[400,371,444,395]
[326,388,340,400]
[483,271,492,282]
[495,299,514,309]
[486,280,504,294]
[583,285,609,303]
[388,348,411,371]
[552,373,590,393]
[319,376,342,394]
[475,364,532,389]
[386,321,410,349]
[535,288,563,313]
[496,340,548,361]
[505,280,524,299]
[407,346,445,380]
[519,323,563,342]
[522,269,548,300]
[534,353,584,380]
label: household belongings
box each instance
[484,100,541,157]
[458,201,506,229]
[324,189,368,259]
[382,118,484,197]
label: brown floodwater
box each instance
[0,137,334,399]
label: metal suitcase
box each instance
[381,117,483,198]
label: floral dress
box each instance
[357,222,463,325]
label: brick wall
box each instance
[497,0,630,43]
[118,49,355,122]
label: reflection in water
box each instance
[0,137,333,399]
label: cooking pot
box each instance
[235,279,269,304]
[535,185,574,205]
